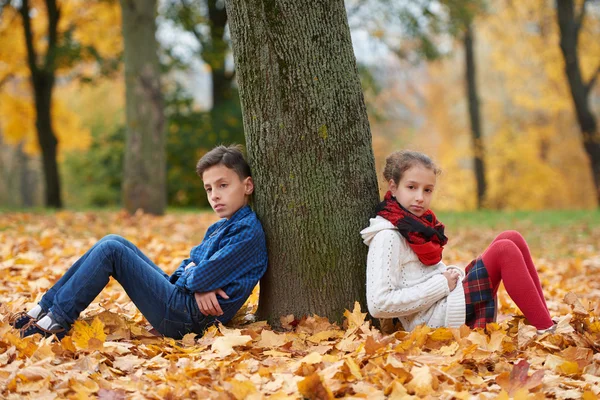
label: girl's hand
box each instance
[443,270,460,291]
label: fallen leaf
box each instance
[72,317,106,350]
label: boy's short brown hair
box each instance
[196,145,252,180]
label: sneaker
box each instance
[536,323,557,335]
[8,312,36,330]
[20,320,67,341]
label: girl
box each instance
[361,150,555,333]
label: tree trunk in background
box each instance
[464,23,486,209]
[19,0,62,208]
[16,142,35,207]
[226,0,380,324]
[120,0,166,215]
[206,0,234,108]
[556,0,600,206]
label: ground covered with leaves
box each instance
[1,210,600,399]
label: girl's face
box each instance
[389,164,436,217]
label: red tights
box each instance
[481,230,553,329]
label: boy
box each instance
[11,145,268,340]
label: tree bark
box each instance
[464,23,486,209]
[120,0,167,215]
[19,0,62,208]
[225,0,380,324]
[556,0,600,205]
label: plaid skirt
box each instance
[462,257,496,329]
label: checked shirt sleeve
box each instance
[168,257,191,284]
[182,223,263,293]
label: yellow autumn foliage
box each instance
[0,0,122,155]
[370,0,599,210]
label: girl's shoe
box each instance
[536,323,557,335]
[8,312,36,330]
[20,320,67,341]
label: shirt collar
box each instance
[225,204,252,224]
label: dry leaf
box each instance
[72,317,106,350]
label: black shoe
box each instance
[20,320,67,340]
[9,312,35,330]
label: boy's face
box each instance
[202,164,254,219]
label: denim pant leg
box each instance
[48,238,197,338]
[40,234,168,311]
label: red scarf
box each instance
[376,191,448,266]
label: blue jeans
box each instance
[39,235,208,339]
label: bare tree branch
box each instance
[178,0,208,48]
[575,0,588,35]
[44,0,60,70]
[0,73,14,89]
[19,0,39,75]
[586,62,600,96]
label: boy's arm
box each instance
[169,257,192,283]
[177,223,266,293]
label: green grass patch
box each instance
[436,209,600,229]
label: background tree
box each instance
[120,0,166,215]
[556,0,600,205]
[162,0,245,207]
[0,0,121,208]
[225,0,380,323]
[346,0,488,208]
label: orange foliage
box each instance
[1,211,600,397]
[0,0,122,155]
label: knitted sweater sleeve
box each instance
[366,230,450,318]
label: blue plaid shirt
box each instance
[169,205,267,323]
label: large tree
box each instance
[225,0,380,323]
[556,0,600,205]
[120,0,166,215]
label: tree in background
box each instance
[120,0,166,215]
[226,0,380,323]
[162,0,245,208]
[347,0,489,208]
[0,0,121,208]
[556,0,600,205]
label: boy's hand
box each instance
[442,270,460,291]
[195,289,229,316]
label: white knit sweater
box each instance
[361,216,466,331]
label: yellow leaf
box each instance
[343,302,367,331]
[307,330,344,344]
[72,317,106,350]
[429,327,454,341]
[297,373,333,400]
[345,357,363,380]
[300,352,323,365]
[228,379,257,400]
[211,335,252,357]
[257,329,289,348]
[558,361,580,376]
[405,365,434,396]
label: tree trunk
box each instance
[225,0,380,324]
[556,0,600,205]
[19,0,62,208]
[464,23,486,209]
[120,0,167,215]
[206,0,233,108]
[33,72,61,208]
[16,142,35,207]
